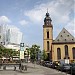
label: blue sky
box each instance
[0,0,74,49]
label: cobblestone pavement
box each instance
[0,63,70,75]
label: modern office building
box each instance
[0,24,22,51]
[6,26,22,44]
[43,11,75,61]
[0,24,7,45]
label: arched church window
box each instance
[72,47,75,59]
[64,45,68,58]
[57,48,61,60]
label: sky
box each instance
[0,0,74,49]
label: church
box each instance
[43,11,75,62]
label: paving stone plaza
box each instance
[0,63,70,75]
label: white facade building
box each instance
[5,43,20,51]
[6,26,22,44]
[0,24,7,45]
[0,24,22,51]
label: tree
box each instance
[0,45,19,58]
[0,49,2,58]
[42,50,48,61]
[26,48,30,57]
[0,45,5,58]
[30,44,40,62]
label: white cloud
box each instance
[65,18,75,37]
[24,0,74,25]
[19,20,28,26]
[0,16,11,24]
[24,0,74,39]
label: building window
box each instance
[57,48,61,60]
[57,39,59,41]
[64,45,68,57]
[47,41,49,51]
[47,31,49,39]
[61,35,62,37]
[67,35,69,37]
[72,47,75,59]
[65,39,66,41]
[64,31,65,33]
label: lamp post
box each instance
[20,43,24,61]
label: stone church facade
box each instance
[43,11,75,62]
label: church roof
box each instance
[53,28,75,44]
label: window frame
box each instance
[57,48,61,60]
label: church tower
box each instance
[43,11,53,61]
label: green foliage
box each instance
[30,44,40,61]
[42,50,48,61]
[26,48,30,56]
[0,45,19,58]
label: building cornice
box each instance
[43,39,53,40]
[52,42,75,44]
[43,25,53,28]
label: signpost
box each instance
[19,43,28,71]
[20,43,24,59]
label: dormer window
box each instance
[65,39,66,41]
[61,35,62,37]
[64,31,65,33]
[67,35,69,37]
[57,39,59,41]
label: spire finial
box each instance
[47,8,48,13]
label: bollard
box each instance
[25,65,27,71]
[14,66,16,71]
[19,65,22,72]
[3,66,6,70]
[0,66,1,69]
[21,65,24,70]
[19,65,27,72]
[20,67,22,72]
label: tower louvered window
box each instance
[47,41,49,51]
[47,31,49,39]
